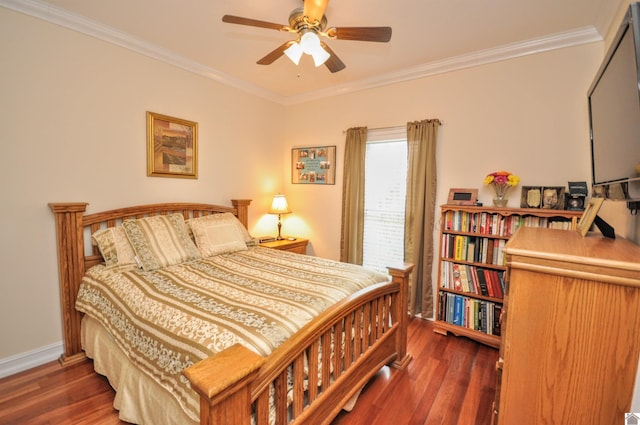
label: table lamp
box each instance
[269,194,291,240]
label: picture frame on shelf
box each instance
[541,186,566,210]
[521,186,542,208]
[147,111,197,179]
[520,186,566,209]
[447,188,478,205]
[291,146,336,184]
[576,197,605,236]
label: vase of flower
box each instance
[493,195,508,207]
[484,171,520,207]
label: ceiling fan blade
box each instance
[320,42,345,73]
[304,0,329,26]
[329,26,392,42]
[222,15,287,31]
[257,42,294,65]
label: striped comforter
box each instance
[75,246,389,421]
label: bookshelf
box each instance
[434,204,582,348]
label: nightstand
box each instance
[259,238,308,254]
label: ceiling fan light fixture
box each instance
[311,45,330,66]
[285,31,330,67]
[299,31,330,66]
[299,31,320,54]
[284,42,303,65]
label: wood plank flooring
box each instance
[0,318,498,425]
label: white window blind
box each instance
[362,127,407,274]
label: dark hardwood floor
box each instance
[0,318,498,425]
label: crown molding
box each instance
[283,26,602,105]
[2,0,602,106]
[0,0,283,103]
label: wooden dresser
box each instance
[493,227,640,425]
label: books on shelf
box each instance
[437,205,580,345]
[441,261,504,298]
[443,209,575,236]
[438,292,501,336]
[441,234,507,266]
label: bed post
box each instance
[387,263,414,370]
[48,202,89,366]
[183,344,265,425]
[231,199,251,229]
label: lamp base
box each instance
[276,216,284,240]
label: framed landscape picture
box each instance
[147,111,198,178]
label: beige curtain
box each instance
[405,119,441,318]
[340,127,368,264]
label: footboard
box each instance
[183,264,414,425]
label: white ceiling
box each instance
[3,0,621,104]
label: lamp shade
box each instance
[284,42,303,65]
[269,195,291,215]
[284,31,330,67]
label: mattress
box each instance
[76,246,388,422]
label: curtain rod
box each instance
[343,120,444,134]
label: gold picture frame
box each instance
[147,111,197,178]
[576,197,604,236]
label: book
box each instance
[438,291,447,320]
[485,270,500,298]
[459,265,471,292]
[452,295,464,326]
[483,269,495,297]
[493,304,502,336]
[454,235,465,260]
[486,239,494,265]
[452,263,463,291]
[468,265,479,294]
[476,269,489,296]
[467,238,476,262]
[446,293,455,322]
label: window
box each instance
[362,128,407,274]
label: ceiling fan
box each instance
[222,0,392,73]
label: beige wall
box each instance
[282,42,627,259]
[2,3,640,378]
[0,8,285,360]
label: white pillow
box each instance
[122,214,201,271]
[189,218,248,257]
[92,226,137,269]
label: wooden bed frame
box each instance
[49,200,414,425]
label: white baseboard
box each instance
[0,342,63,379]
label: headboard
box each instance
[48,200,251,366]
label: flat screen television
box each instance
[588,2,640,199]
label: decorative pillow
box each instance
[122,214,201,271]
[189,218,248,257]
[92,226,137,269]
[187,213,253,245]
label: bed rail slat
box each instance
[307,341,320,403]
[275,369,288,425]
[292,355,305,417]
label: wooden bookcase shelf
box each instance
[434,204,582,348]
